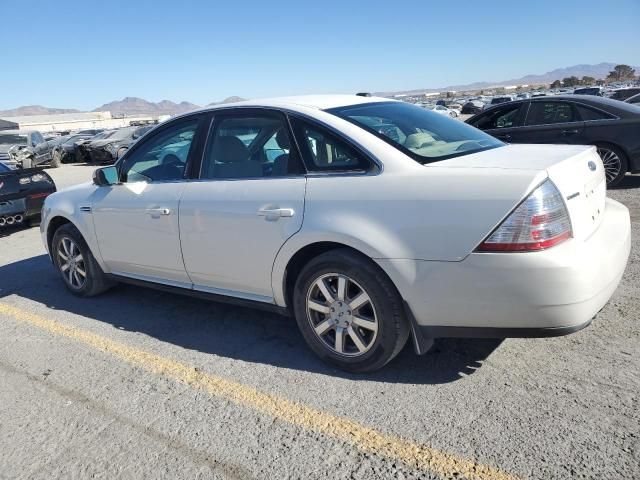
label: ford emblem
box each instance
[588,161,597,171]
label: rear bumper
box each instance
[378,198,631,337]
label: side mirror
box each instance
[93,166,119,186]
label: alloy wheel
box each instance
[597,147,622,184]
[57,237,87,289]
[306,273,379,357]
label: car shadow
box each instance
[0,254,502,385]
[613,174,640,190]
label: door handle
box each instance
[561,129,579,136]
[257,207,295,219]
[497,134,511,141]
[146,207,171,216]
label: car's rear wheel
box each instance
[52,224,114,297]
[293,249,409,372]
[596,143,628,187]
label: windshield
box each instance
[108,127,137,141]
[0,134,28,146]
[327,101,503,163]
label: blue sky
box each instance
[2,0,638,110]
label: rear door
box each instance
[179,109,306,302]
[520,100,585,144]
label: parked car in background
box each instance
[574,87,604,96]
[75,130,117,163]
[483,96,515,110]
[427,104,458,117]
[50,131,104,166]
[0,162,56,227]
[461,100,484,114]
[624,93,640,105]
[84,125,154,164]
[0,130,54,169]
[42,95,630,372]
[466,95,640,186]
[608,88,640,101]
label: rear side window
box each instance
[201,114,301,179]
[470,104,523,130]
[576,105,615,121]
[525,102,577,126]
[291,119,372,173]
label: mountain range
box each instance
[1,62,637,117]
[374,62,638,97]
[0,96,246,118]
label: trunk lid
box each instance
[431,143,606,241]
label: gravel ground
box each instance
[0,164,638,480]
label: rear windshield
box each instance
[326,101,503,163]
[0,134,28,146]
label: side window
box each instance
[32,132,45,145]
[576,105,614,121]
[121,118,199,182]
[471,104,522,130]
[525,102,577,126]
[292,119,372,173]
[201,114,300,179]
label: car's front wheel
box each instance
[293,249,409,372]
[52,223,114,297]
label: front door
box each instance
[91,117,203,286]
[179,110,306,302]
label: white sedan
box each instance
[41,95,631,372]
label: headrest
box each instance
[275,128,291,149]
[213,136,249,163]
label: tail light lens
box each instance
[477,180,572,252]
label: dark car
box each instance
[50,131,104,166]
[461,100,484,114]
[0,130,54,169]
[609,88,640,101]
[0,163,56,228]
[466,95,640,186]
[625,93,640,105]
[84,125,154,164]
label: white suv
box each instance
[42,95,630,372]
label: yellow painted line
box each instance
[0,302,519,480]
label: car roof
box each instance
[199,95,396,113]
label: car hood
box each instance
[429,143,594,171]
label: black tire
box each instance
[50,150,62,168]
[293,248,410,372]
[51,223,114,297]
[596,143,628,188]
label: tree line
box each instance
[549,64,636,88]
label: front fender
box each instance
[41,184,106,270]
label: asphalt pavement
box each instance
[0,164,638,480]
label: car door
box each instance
[467,102,526,143]
[91,115,205,286]
[30,132,49,165]
[179,109,306,302]
[520,100,586,144]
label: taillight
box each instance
[477,180,572,252]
